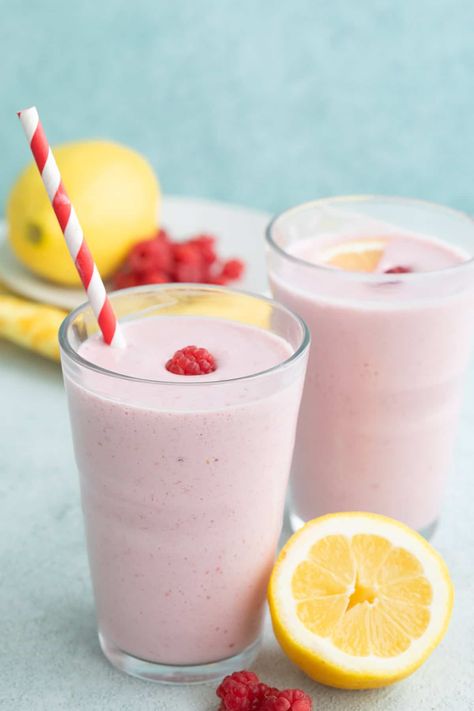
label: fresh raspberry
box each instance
[207,274,228,286]
[127,238,161,273]
[156,227,171,242]
[255,683,280,704]
[112,227,246,289]
[172,242,206,282]
[189,234,218,265]
[173,260,205,282]
[165,345,217,375]
[173,242,202,264]
[128,237,174,275]
[384,265,412,274]
[222,259,245,281]
[216,671,276,710]
[260,689,313,711]
[136,269,169,285]
[113,270,141,289]
[153,239,174,273]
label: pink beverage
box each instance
[267,197,474,535]
[59,285,309,683]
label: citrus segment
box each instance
[268,512,453,688]
[351,534,392,586]
[379,576,433,605]
[332,602,372,656]
[377,546,423,583]
[321,238,386,272]
[378,598,430,638]
[296,595,348,636]
[292,560,347,599]
[308,534,355,585]
[368,605,411,657]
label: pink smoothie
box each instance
[269,231,474,532]
[64,315,304,666]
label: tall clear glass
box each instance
[266,196,474,537]
[59,284,309,684]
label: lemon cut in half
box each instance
[268,513,453,689]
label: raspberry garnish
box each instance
[166,345,217,376]
[215,671,312,711]
[384,265,412,274]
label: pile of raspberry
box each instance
[216,670,312,711]
[113,228,245,288]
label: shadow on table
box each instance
[0,339,62,383]
[255,641,405,709]
[44,594,103,660]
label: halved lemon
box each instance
[268,512,453,689]
[321,238,386,272]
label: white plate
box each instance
[0,195,271,309]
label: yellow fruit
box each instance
[268,512,453,689]
[321,238,386,272]
[0,289,65,361]
[7,141,160,286]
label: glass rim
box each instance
[58,283,311,387]
[265,194,474,282]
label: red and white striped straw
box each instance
[17,106,125,347]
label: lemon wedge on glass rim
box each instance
[268,512,454,689]
[321,238,387,272]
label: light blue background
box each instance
[1,0,473,215]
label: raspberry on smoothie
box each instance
[166,345,217,375]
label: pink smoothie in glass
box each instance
[64,314,305,666]
[269,228,474,533]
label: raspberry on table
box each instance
[165,345,217,375]
[156,228,171,241]
[173,260,205,283]
[172,242,207,282]
[112,227,246,289]
[128,237,172,274]
[222,258,245,280]
[172,242,203,265]
[207,274,228,285]
[260,689,313,711]
[215,671,312,711]
[136,268,169,285]
[189,234,218,265]
[216,671,276,711]
[113,271,141,289]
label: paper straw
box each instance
[17,106,125,347]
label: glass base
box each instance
[98,632,261,685]
[289,509,439,540]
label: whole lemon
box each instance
[7,141,160,286]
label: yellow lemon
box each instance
[268,512,453,689]
[321,238,387,272]
[7,141,160,286]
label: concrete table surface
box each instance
[1,327,473,710]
